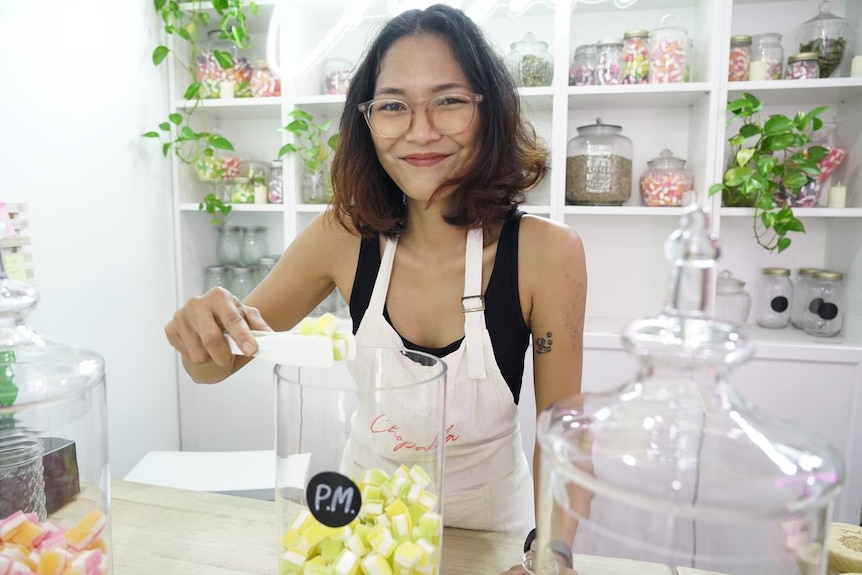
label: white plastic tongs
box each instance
[225,314,356,368]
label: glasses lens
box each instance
[430,95,476,135]
[366,100,411,138]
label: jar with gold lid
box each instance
[755,267,793,328]
[802,270,845,337]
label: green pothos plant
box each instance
[142,0,258,224]
[709,93,828,253]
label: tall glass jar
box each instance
[649,16,688,83]
[638,148,693,207]
[752,33,784,80]
[216,224,243,266]
[728,35,752,81]
[755,267,793,328]
[622,30,649,84]
[323,58,353,95]
[713,270,751,327]
[790,267,822,328]
[229,266,256,301]
[268,160,284,204]
[569,44,596,86]
[596,38,623,85]
[195,30,253,99]
[0,272,113,573]
[803,270,845,337]
[785,52,820,79]
[506,32,553,87]
[798,0,850,78]
[533,207,843,575]
[203,264,230,292]
[250,59,281,98]
[566,118,633,206]
[240,225,269,267]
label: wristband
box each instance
[523,528,573,569]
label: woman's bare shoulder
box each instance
[518,214,584,261]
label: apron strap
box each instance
[463,228,487,379]
[368,237,398,317]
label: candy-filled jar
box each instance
[596,38,623,85]
[728,35,752,81]
[268,160,284,204]
[622,30,650,84]
[506,32,553,87]
[566,118,633,206]
[649,16,688,84]
[323,58,353,95]
[250,60,281,98]
[798,0,850,78]
[785,52,820,79]
[532,207,843,575]
[195,30,254,99]
[639,148,693,207]
[0,271,112,574]
[569,44,596,86]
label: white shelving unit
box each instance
[166,0,862,523]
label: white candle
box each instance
[219,80,235,99]
[827,183,846,208]
[852,55,862,78]
[749,60,768,81]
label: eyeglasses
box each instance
[358,93,484,139]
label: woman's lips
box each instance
[402,153,449,167]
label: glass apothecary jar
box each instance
[533,207,844,575]
[798,0,850,78]
[506,32,553,87]
[752,33,784,80]
[649,16,688,83]
[785,52,820,79]
[195,30,253,99]
[240,225,269,267]
[790,268,822,328]
[803,270,845,337]
[566,119,633,206]
[268,160,284,204]
[203,264,230,292]
[229,266,256,301]
[639,148,693,207]
[250,59,281,98]
[0,273,112,574]
[713,270,751,327]
[596,38,623,85]
[622,30,649,84]
[569,44,596,86]
[728,35,752,81]
[755,267,793,328]
[323,58,353,95]
[216,224,243,266]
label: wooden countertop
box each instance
[61,480,525,575]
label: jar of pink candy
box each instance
[323,58,353,95]
[596,38,624,85]
[639,148,693,207]
[728,35,752,82]
[785,52,820,79]
[569,44,596,86]
[649,15,688,84]
[0,269,112,575]
[250,60,281,98]
[622,29,650,84]
[267,160,284,204]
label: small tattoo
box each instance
[536,331,553,354]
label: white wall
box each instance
[0,1,180,478]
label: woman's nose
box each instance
[405,106,442,143]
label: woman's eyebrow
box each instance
[373,82,473,98]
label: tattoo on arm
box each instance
[536,331,553,354]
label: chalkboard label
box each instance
[770,296,789,313]
[306,472,361,527]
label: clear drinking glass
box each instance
[275,347,447,575]
[533,207,843,575]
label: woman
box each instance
[165,2,586,564]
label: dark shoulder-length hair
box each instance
[329,4,549,238]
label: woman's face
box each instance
[369,34,481,205]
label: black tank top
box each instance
[350,211,530,404]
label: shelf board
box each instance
[721,207,862,218]
[180,202,285,213]
[727,78,862,107]
[174,97,282,121]
[563,206,697,216]
[567,82,711,109]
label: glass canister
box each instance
[639,148,693,207]
[798,0,850,78]
[216,224,243,266]
[622,30,650,84]
[323,58,353,95]
[755,267,793,328]
[0,271,113,574]
[728,35,752,81]
[228,177,254,204]
[250,59,281,98]
[596,38,623,85]
[240,225,269,267]
[532,207,843,575]
[203,264,230,292]
[195,30,253,99]
[790,267,822,328]
[275,347,447,575]
[506,32,553,87]
[268,160,284,204]
[229,266,256,300]
[713,270,751,327]
[803,270,845,337]
[243,161,270,205]
[566,118,633,206]
[649,16,688,84]
[569,44,596,86]
[785,52,820,79]
[752,33,784,81]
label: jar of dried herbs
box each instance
[798,0,850,78]
[506,32,553,87]
[566,118,633,205]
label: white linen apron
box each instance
[341,228,534,535]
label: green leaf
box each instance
[176,26,192,42]
[159,122,171,131]
[152,46,170,66]
[729,133,746,147]
[278,143,297,157]
[168,113,183,125]
[142,131,160,138]
[181,126,197,140]
[754,193,775,211]
[725,166,754,187]
[807,145,829,162]
[776,237,792,253]
[183,82,201,101]
[288,109,314,122]
[708,183,725,197]
[154,0,168,10]
[726,98,751,114]
[213,50,234,69]
[785,218,805,233]
[285,119,309,134]
[763,115,794,136]
[761,210,775,229]
[162,142,172,157]
[327,133,341,150]
[755,155,778,177]
[739,123,761,139]
[208,135,235,151]
[736,147,755,168]
[783,171,809,189]
[250,2,259,14]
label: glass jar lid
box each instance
[798,267,823,276]
[576,117,623,135]
[646,148,687,169]
[730,35,753,44]
[762,267,791,276]
[788,52,821,63]
[754,32,782,43]
[596,37,623,48]
[801,0,848,28]
[510,32,548,52]
[716,270,746,293]
[623,29,649,39]
[574,44,596,56]
[270,160,283,168]
[813,270,844,280]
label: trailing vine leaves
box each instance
[278,110,341,172]
[709,93,828,253]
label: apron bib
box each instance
[343,228,534,535]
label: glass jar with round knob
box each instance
[755,267,793,328]
[240,225,269,267]
[506,32,553,87]
[566,118,633,206]
[803,270,845,337]
[639,148,693,207]
[216,225,243,266]
[714,270,751,327]
[798,0,850,78]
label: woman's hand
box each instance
[165,286,272,369]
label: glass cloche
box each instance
[798,0,851,78]
[532,205,844,575]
